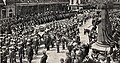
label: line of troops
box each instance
[0,11,75,34]
[1,13,87,63]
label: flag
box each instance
[3,0,6,5]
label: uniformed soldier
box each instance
[2,47,8,63]
[9,46,17,63]
[56,40,60,53]
[18,42,24,63]
[65,52,72,63]
[40,50,48,63]
[61,35,66,50]
[27,42,34,63]
[44,34,50,51]
[33,38,39,55]
[67,41,73,53]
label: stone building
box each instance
[0,0,69,19]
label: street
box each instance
[26,18,92,63]
[5,17,93,63]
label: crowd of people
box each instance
[1,9,120,63]
[0,9,83,63]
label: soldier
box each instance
[65,52,72,63]
[56,40,60,53]
[67,41,73,53]
[9,46,17,63]
[44,34,50,51]
[18,42,24,63]
[2,47,8,63]
[27,43,34,63]
[33,38,39,55]
[40,50,48,63]
[61,35,66,50]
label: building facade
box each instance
[0,0,69,19]
[69,0,89,11]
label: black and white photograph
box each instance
[0,0,120,63]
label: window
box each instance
[71,0,74,4]
[9,9,13,17]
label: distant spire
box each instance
[3,0,6,5]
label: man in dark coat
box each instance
[40,50,48,63]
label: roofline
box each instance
[0,2,69,6]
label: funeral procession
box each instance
[1,0,120,63]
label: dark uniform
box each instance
[9,50,16,63]
[56,40,60,53]
[27,46,34,63]
[2,51,7,63]
[18,46,24,63]
[40,52,48,63]
[61,36,66,50]
[65,52,72,63]
[33,38,39,55]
